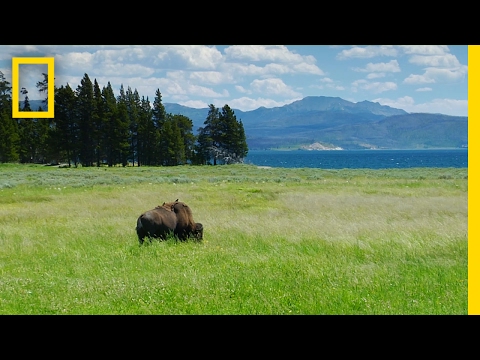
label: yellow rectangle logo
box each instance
[12,57,54,118]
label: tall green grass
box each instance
[0,164,467,314]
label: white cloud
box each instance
[178,100,209,109]
[337,46,397,60]
[373,96,467,116]
[154,45,223,70]
[224,45,323,76]
[56,52,94,74]
[404,66,467,84]
[373,96,415,109]
[100,63,155,77]
[189,71,234,85]
[399,45,450,55]
[352,79,397,93]
[250,78,302,97]
[403,74,436,84]
[367,73,385,79]
[225,45,305,63]
[354,60,400,73]
[235,85,251,94]
[226,96,302,111]
[408,54,461,68]
[416,87,432,92]
[262,63,292,75]
[292,62,324,75]
[186,84,229,98]
[320,77,333,83]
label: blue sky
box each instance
[0,45,468,116]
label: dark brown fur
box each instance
[136,207,177,244]
[155,199,178,211]
[136,200,203,244]
[172,201,203,241]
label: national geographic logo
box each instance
[11,57,54,118]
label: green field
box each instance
[0,163,468,314]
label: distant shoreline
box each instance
[251,147,468,152]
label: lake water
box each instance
[244,149,468,169]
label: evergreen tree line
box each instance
[0,71,248,166]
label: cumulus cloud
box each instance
[416,87,432,92]
[354,60,400,73]
[235,85,251,94]
[403,74,436,84]
[367,73,386,79]
[399,45,450,55]
[337,45,397,60]
[408,54,461,68]
[225,45,305,63]
[178,100,209,109]
[352,79,397,93]
[373,96,467,116]
[55,52,94,74]
[403,66,467,84]
[189,71,234,85]
[250,78,302,97]
[186,84,229,98]
[320,77,334,83]
[154,45,223,70]
[226,96,302,112]
[224,45,324,76]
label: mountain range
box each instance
[24,96,468,150]
[164,96,468,150]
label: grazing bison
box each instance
[172,201,203,241]
[155,199,178,211]
[136,206,177,244]
[136,200,203,244]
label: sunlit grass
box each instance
[0,163,467,314]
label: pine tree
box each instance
[219,104,248,163]
[76,73,95,166]
[18,88,35,163]
[126,87,141,166]
[196,104,220,165]
[92,79,104,166]
[0,71,19,162]
[171,114,195,164]
[115,84,131,166]
[0,111,20,162]
[54,84,78,166]
[102,82,119,167]
[35,72,49,109]
[137,96,155,166]
[161,115,186,166]
[152,89,167,165]
[34,110,51,163]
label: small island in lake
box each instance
[299,142,343,151]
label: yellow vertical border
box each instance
[468,45,479,315]
[11,57,54,118]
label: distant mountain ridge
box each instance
[24,96,466,150]
[164,96,467,150]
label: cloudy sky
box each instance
[0,45,468,116]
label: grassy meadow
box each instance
[0,163,467,314]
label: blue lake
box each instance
[244,149,468,169]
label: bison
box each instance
[136,200,203,244]
[136,206,177,244]
[172,201,203,241]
